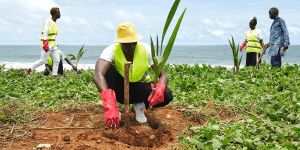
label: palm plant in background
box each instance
[150,0,187,93]
[228,36,242,76]
[66,45,87,67]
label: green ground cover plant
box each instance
[1,62,300,149]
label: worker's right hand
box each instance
[239,41,246,52]
[100,89,120,129]
[264,43,270,49]
[43,39,49,52]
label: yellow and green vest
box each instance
[245,29,261,53]
[41,19,59,47]
[46,50,61,68]
[113,43,150,82]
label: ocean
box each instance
[1,45,300,72]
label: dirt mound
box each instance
[103,124,174,148]
[1,104,196,149]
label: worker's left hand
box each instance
[148,82,166,106]
[283,45,288,50]
[239,41,246,52]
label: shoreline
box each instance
[2,61,297,72]
[0,61,245,72]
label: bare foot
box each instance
[24,69,31,75]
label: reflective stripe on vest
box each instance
[113,43,150,82]
[245,29,261,53]
[41,19,59,47]
[47,50,61,68]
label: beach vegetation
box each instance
[1,62,300,149]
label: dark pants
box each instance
[44,60,63,76]
[271,48,282,69]
[246,52,261,68]
[105,65,173,109]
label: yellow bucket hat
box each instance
[114,22,143,43]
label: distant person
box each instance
[265,7,290,69]
[93,22,173,129]
[25,7,61,76]
[239,17,264,68]
[44,50,80,76]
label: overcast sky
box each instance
[1,0,300,45]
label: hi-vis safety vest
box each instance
[245,29,262,53]
[47,50,61,68]
[113,43,151,82]
[41,19,59,47]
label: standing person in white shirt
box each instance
[25,7,61,76]
[239,17,265,68]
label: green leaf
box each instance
[246,142,256,150]
[197,142,204,149]
[204,131,213,140]
[150,36,156,61]
[280,76,287,84]
[212,124,220,130]
[234,137,244,143]
[222,138,232,145]
[160,0,181,52]
[156,34,159,56]
[157,8,187,75]
[212,139,222,149]
[66,54,76,61]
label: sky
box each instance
[1,0,300,45]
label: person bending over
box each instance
[44,50,80,76]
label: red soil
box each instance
[1,105,197,149]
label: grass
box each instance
[1,63,300,149]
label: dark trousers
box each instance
[44,60,63,76]
[246,52,261,68]
[105,65,173,109]
[271,48,282,69]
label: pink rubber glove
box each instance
[239,41,246,52]
[148,82,166,106]
[43,39,49,52]
[100,89,120,129]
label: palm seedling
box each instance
[66,44,87,67]
[145,0,186,129]
[228,36,242,76]
[150,0,187,91]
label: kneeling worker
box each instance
[44,50,80,76]
[93,22,173,129]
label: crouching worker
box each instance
[44,50,79,76]
[93,22,173,129]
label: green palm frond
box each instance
[150,0,186,85]
[228,36,242,74]
[66,44,87,67]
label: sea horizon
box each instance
[1,45,300,72]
